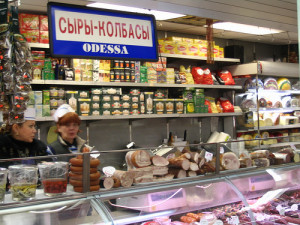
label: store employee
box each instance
[0,108,48,166]
[48,104,92,161]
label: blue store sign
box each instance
[48,2,158,61]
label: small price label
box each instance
[213,220,223,225]
[220,147,224,154]
[255,213,264,221]
[205,151,213,161]
[226,216,239,225]
[102,166,116,177]
[199,219,209,225]
[276,205,285,216]
[291,204,299,211]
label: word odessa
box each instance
[82,43,129,55]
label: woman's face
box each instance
[14,120,37,143]
[57,122,79,143]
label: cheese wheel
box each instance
[277,78,291,90]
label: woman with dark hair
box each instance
[48,104,92,161]
[0,108,48,166]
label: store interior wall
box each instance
[35,27,293,169]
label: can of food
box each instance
[154,99,165,114]
[174,99,184,114]
[130,61,135,69]
[165,99,174,114]
[110,70,115,82]
[114,70,120,82]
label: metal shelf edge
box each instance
[30,80,242,90]
[36,113,242,121]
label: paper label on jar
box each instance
[103,166,116,177]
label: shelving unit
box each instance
[28,43,50,49]
[36,112,243,122]
[29,42,243,149]
[225,61,299,78]
[237,124,300,133]
[160,53,240,63]
[31,80,243,89]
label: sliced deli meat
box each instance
[221,152,240,170]
[151,155,169,166]
[131,150,152,168]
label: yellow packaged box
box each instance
[187,43,199,56]
[194,39,206,45]
[175,42,188,55]
[166,36,183,42]
[214,45,219,58]
[199,44,207,57]
[158,39,164,53]
[219,47,224,58]
[163,41,176,54]
[182,38,193,43]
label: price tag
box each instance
[226,216,239,225]
[290,144,297,151]
[199,219,209,225]
[213,220,223,225]
[255,213,264,221]
[205,151,213,161]
[276,205,285,216]
[291,204,299,211]
[220,147,224,154]
[102,166,116,177]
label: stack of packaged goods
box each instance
[31,51,45,80]
[29,86,236,117]
[19,13,49,44]
[183,88,208,114]
[158,36,224,58]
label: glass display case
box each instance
[0,161,299,225]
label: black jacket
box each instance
[0,134,48,167]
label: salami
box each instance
[168,157,190,170]
[168,168,186,178]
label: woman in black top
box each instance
[0,108,48,166]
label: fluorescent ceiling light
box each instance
[213,22,283,35]
[87,2,185,20]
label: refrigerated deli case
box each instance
[0,163,299,225]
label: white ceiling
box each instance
[15,0,298,45]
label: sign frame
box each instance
[47,2,158,61]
